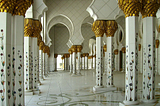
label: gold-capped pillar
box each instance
[68,48,73,73]
[71,45,77,76]
[85,53,89,70]
[54,54,58,72]
[46,46,50,74]
[77,45,82,75]
[103,45,107,75]
[141,1,160,103]
[93,55,96,69]
[118,0,141,105]
[64,54,67,71]
[88,55,93,69]
[43,45,48,77]
[24,19,34,95]
[105,20,118,87]
[80,54,83,69]
[92,20,106,91]
[37,33,42,85]
[0,1,15,105]
[114,49,119,71]
[121,47,126,72]
[155,39,159,74]
[14,0,33,104]
[32,20,42,94]
[82,53,86,69]
[39,41,45,80]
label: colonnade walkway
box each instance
[25,69,160,106]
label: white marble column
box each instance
[64,54,67,71]
[94,37,103,88]
[81,54,83,70]
[92,20,105,90]
[83,54,85,69]
[0,12,12,106]
[77,45,82,75]
[43,45,48,77]
[93,55,96,69]
[39,41,45,80]
[114,49,118,71]
[103,45,107,75]
[12,15,25,105]
[85,53,89,70]
[68,48,72,73]
[124,16,139,105]
[32,36,38,92]
[72,45,77,76]
[155,40,159,74]
[121,47,126,72]
[91,56,93,69]
[37,39,41,84]
[107,37,114,87]
[24,19,33,93]
[142,17,156,103]
[138,44,143,73]
[105,20,118,88]
[54,54,58,71]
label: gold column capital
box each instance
[85,53,89,57]
[156,39,159,48]
[68,48,73,54]
[114,49,119,55]
[77,45,82,52]
[82,53,86,57]
[141,1,160,18]
[0,0,15,14]
[103,45,107,52]
[67,54,70,58]
[88,56,93,59]
[61,56,64,60]
[121,47,126,53]
[43,45,47,53]
[46,46,50,56]
[37,35,42,46]
[54,54,58,58]
[92,20,106,37]
[105,20,118,37]
[33,20,42,38]
[13,0,33,16]
[64,54,70,58]
[118,0,142,18]
[24,18,34,37]
[71,45,77,53]
[39,41,44,50]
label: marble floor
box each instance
[25,69,160,106]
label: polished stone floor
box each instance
[25,69,160,106]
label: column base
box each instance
[25,90,33,96]
[41,77,44,81]
[121,100,139,105]
[93,85,117,92]
[71,73,77,77]
[106,85,114,87]
[33,89,40,95]
[77,73,82,76]
[142,99,157,103]
[37,80,41,85]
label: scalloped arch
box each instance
[47,14,74,36]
